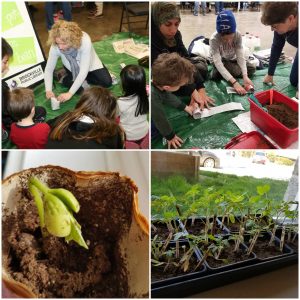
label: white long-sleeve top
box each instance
[44,32,104,95]
[117,94,149,141]
[209,31,247,81]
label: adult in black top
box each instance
[151,2,214,110]
[261,2,298,87]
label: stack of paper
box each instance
[112,39,149,59]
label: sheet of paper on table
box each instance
[232,111,298,149]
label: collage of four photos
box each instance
[1,1,299,298]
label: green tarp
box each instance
[3,32,149,149]
[152,64,296,149]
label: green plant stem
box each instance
[29,177,50,195]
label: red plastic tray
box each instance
[225,131,277,149]
[248,90,298,148]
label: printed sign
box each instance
[5,65,44,88]
[2,2,24,32]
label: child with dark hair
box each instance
[261,2,298,87]
[209,10,256,95]
[47,87,124,149]
[118,65,149,149]
[2,38,46,133]
[8,88,50,149]
[152,52,198,149]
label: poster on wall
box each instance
[2,1,46,88]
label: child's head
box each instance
[75,86,117,120]
[261,2,298,34]
[8,88,35,121]
[152,52,194,92]
[216,10,236,42]
[50,87,121,143]
[2,38,13,75]
[120,65,149,116]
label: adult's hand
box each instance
[263,74,275,85]
[167,135,183,149]
[46,91,55,99]
[233,82,247,95]
[191,89,215,110]
[57,92,73,102]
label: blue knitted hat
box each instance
[216,10,236,34]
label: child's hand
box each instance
[46,91,55,99]
[191,89,215,110]
[184,103,198,116]
[167,135,183,149]
[233,82,247,95]
[243,76,254,89]
[57,92,73,102]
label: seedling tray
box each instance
[152,241,206,288]
[151,253,298,298]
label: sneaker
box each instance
[88,13,103,19]
[54,68,67,83]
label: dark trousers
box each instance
[290,49,298,87]
[45,2,72,30]
[62,66,112,93]
[211,60,256,80]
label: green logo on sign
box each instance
[2,2,24,32]
[6,37,37,66]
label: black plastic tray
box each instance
[151,253,298,298]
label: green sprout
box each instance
[29,177,88,249]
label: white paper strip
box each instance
[193,102,245,119]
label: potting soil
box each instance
[266,102,298,129]
[250,239,286,259]
[151,249,203,282]
[152,64,296,148]
[2,169,135,297]
[204,241,253,268]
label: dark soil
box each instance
[151,251,204,282]
[202,241,254,268]
[275,230,298,252]
[266,102,298,129]
[185,218,225,236]
[2,169,136,298]
[245,236,289,259]
[151,222,176,241]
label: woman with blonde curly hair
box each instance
[44,20,112,103]
[46,86,124,149]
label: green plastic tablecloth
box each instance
[3,32,149,149]
[151,63,296,149]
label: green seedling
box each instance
[29,177,88,249]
